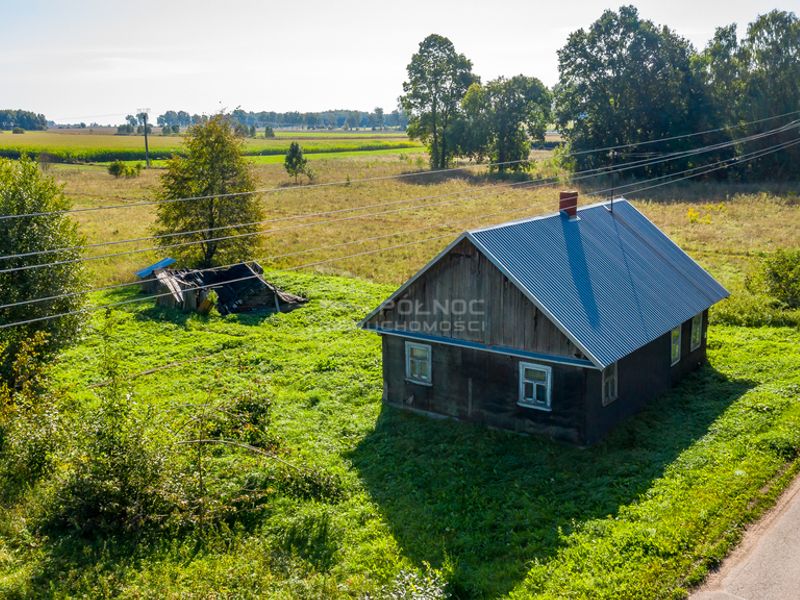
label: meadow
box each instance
[1,143,799,598]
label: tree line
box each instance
[0,110,48,131]
[155,108,409,131]
[401,7,800,178]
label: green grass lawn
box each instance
[1,270,799,598]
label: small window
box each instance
[602,362,618,406]
[670,326,682,366]
[690,313,703,351]
[518,362,552,411]
[405,341,431,385]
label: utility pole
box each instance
[137,107,151,168]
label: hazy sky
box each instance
[2,0,795,123]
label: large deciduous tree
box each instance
[457,76,552,172]
[401,34,478,169]
[0,157,86,384]
[154,115,263,268]
[555,6,711,174]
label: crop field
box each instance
[0,129,423,163]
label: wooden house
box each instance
[360,193,729,445]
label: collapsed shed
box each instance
[137,260,306,315]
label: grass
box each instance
[0,270,799,598]
[0,130,423,163]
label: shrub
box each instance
[0,333,61,494]
[760,249,800,308]
[107,160,142,178]
[11,127,24,134]
[0,157,87,383]
[43,318,169,535]
[379,564,449,600]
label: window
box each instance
[602,362,618,406]
[670,326,682,366]
[518,362,552,411]
[690,313,703,351]
[405,341,431,385]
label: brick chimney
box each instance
[559,190,578,218]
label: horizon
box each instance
[2,0,796,124]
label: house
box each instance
[146,261,306,315]
[360,192,729,445]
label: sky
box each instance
[2,0,796,124]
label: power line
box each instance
[3,121,794,272]
[3,108,798,223]
[567,109,800,156]
[2,134,796,330]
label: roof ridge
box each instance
[467,197,628,234]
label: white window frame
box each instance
[670,326,682,366]
[404,341,432,385]
[690,313,703,351]
[518,362,552,411]
[602,362,618,406]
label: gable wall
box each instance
[364,237,583,360]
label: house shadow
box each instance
[131,300,282,328]
[349,365,753,598]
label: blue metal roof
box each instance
[467,199,729,368]
[135,257,176,278]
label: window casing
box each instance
[602,362,618,406]
[518,362,552,411]
[670,326,682,366]
[690,313,703,351]
[405,341,432,385]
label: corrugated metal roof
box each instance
[467,199,729,368]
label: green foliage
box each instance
[456,75,552,172]
[154,115,263,268]
[107,159,142,178]
[0,157,86,384]
[759,248,800,308]
[401,34,478,169]
[0,332,61,492]
[284,141,308,183]
[264,125,275,138]
[44,317,169,536]
[555,6,713,174]
[0,109,47,131]
[11,127,24,135]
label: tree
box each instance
[370,107,385,130]
[125,114,138,128]
[154,115,263,268]
[456,76,551,172]
[284,142,308,184]
[401,34,478,169]
[0,157,86,383]
[264,126,275,138]
[555,6,711,174]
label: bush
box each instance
[0,157,87,383]
[107,160,142,178]
[0,333,61,495]
[11,127,24,134]
[760,249,800,308]
[43,319,169,535]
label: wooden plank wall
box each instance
[366,238,584,360]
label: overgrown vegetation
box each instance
[0,271,798,597]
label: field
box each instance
[1,141,800,597]
[0,129,422,163]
